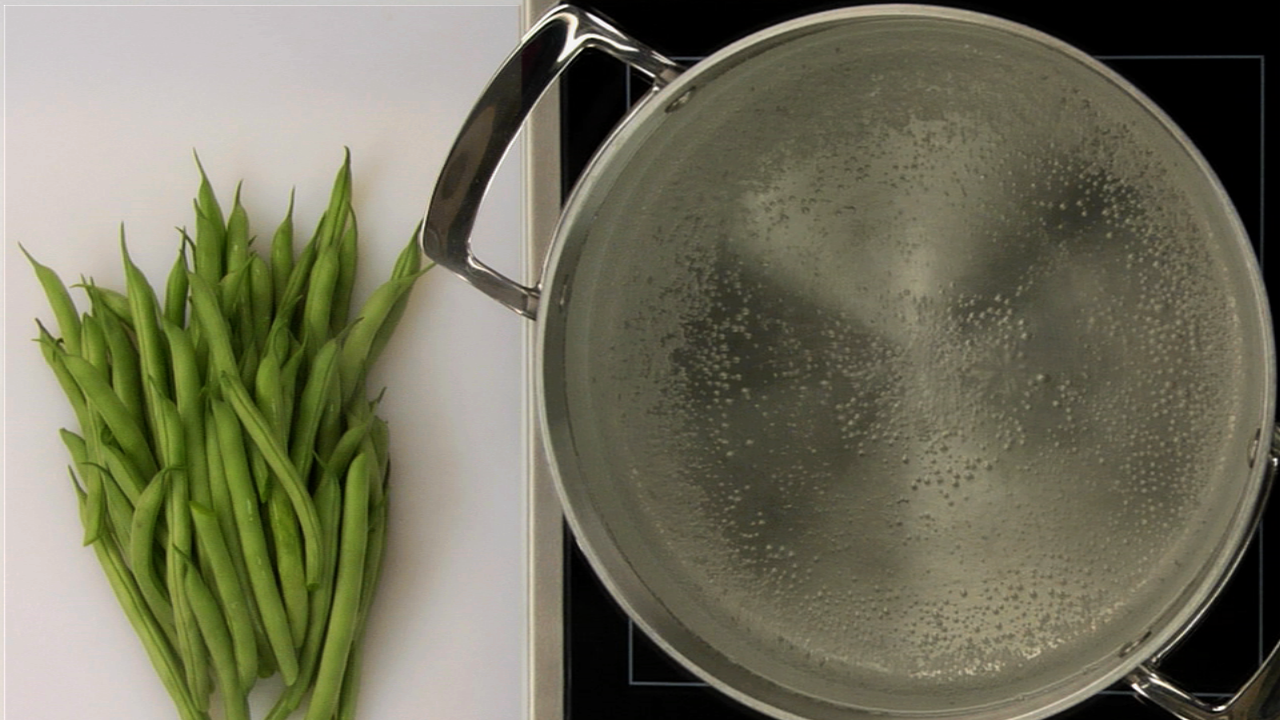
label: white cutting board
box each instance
[4,5,526,719]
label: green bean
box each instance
[332,204,358,333]
[277,239,317,336]
[316,148,353,252]
[162,318,208,508]
[129,469,177,641]
[73,476,205,720]
[99,442,146,505]
[189,502,258,690]
[326,413,375,475]
[270,189,295,307]
[220,373,322,588]
[61,429,135,547]
[60,353,158,480]
[304,450,371,720]
[192,152,226,286]
[301,245,340,355]
[210,398,299,685]
[186,271,238,384]
[34,151,423,720]
[82,283,134,329]
[35,322,90,427]
[179,550,250,720]
[263,468,341,720]
[122,232,173,424]
[203,406,267,666]
[20,244,82,355]
[337,269,428,404]
[164,239,190,329]
[290,336,341,484]
[249,254,274,350]
[267,486,308,648]
[337,488,389,720]
[97,302,146,427]
[73,419,107,547]
[254,346,285,440]
[367,231,429,370]
[216,258,252,328]
[277,344,305,448]
[225,182,250,278]
[80,312,109,372]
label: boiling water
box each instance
[553,18,1266,713]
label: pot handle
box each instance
[421,4,682,319]
[1127,424,1280,720]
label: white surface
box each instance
[4,5,526,720]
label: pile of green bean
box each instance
[26,151,428,720]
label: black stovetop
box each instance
[558,3,1277,718]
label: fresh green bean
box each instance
[263,467,341,720]
[290,337,341,485]
[210,398,299,685]
[337,487,389,720]
[192,152,226,286]
[97,303,146,427]
[62,429,135,545]
[225,182,250,278]
[326,413,375,475]
[189,502,258,690]
[277,344,305,449]
[161,318,209,509]
[332,204,358,333]
[316,149,352,253]
[277,239,317,336]
[249,254,274,350]
[270,189,295,307]
[337,269,428,404]
[304,450,371,720]
[36,322,90,427]
[267,486,309,648]
[74,476,205,720]
[34,151,426,720]
[99,441,146,505]
[82,283,135,329]
[164,240,190,329]
[122,232,173,426]
[72,420,107,547]
[129,469,177,641]
[254,347,285,440]
[60,353,158,480]
[301,245,340,355]
[216,258,252,328]
[179,550,250,720]
[220,373,322,588]
[80,312,109,372]
[203,405,267,669]
[20,244,82,355]
[186,272,238,384]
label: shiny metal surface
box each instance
[1129,426,1280,720]
[434,4,1277,720]
[421,3,681,318]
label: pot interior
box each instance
[538,7,1274,719]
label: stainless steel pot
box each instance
[422,5,1279,719]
